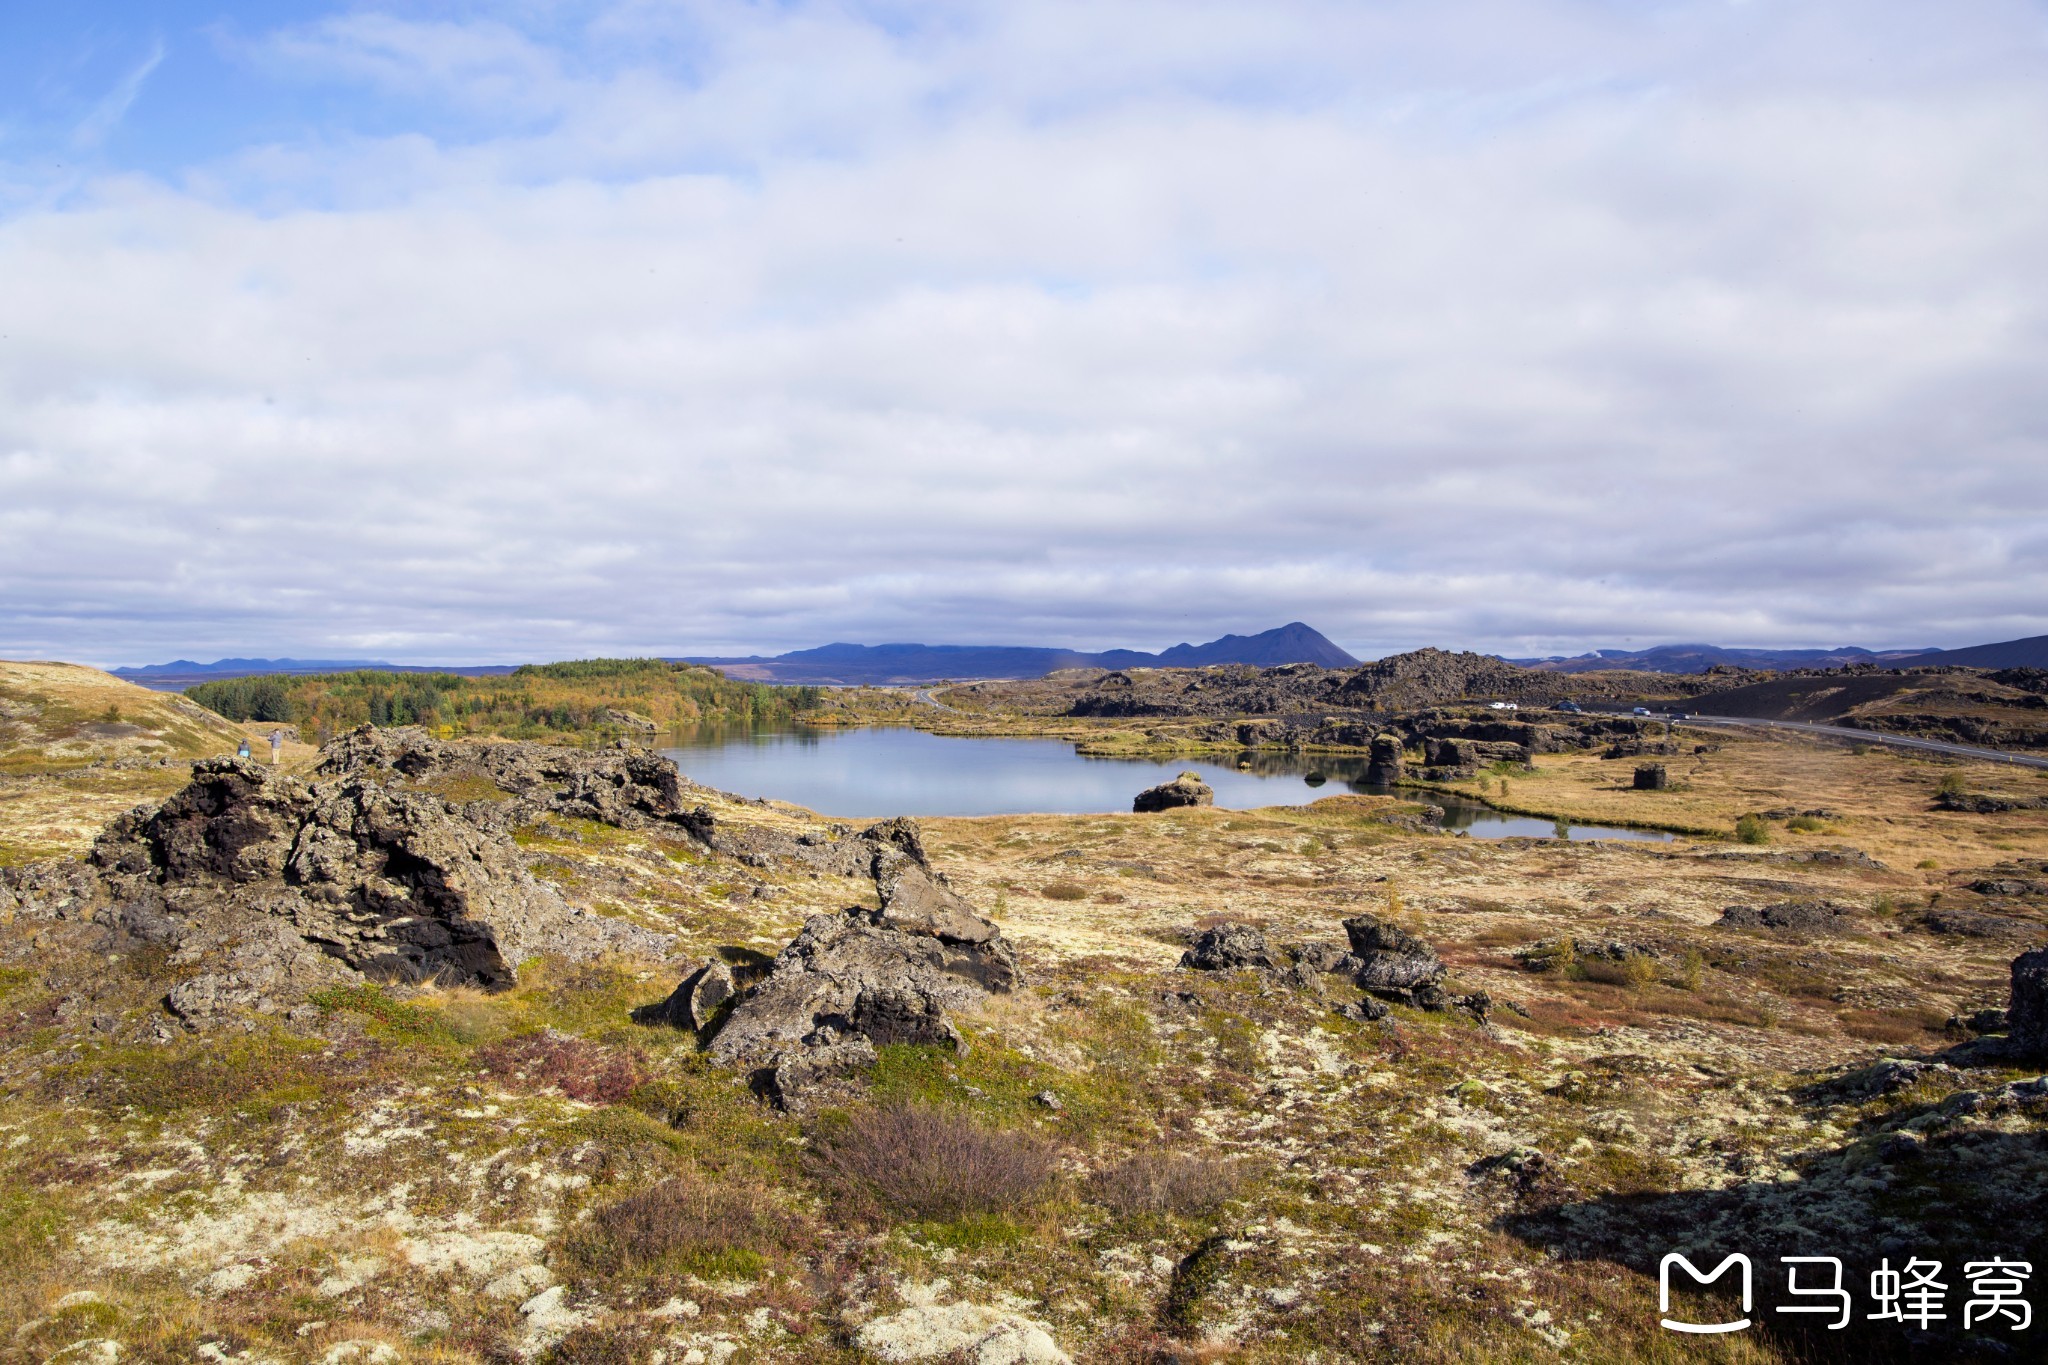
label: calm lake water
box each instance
[659,725,1673,841]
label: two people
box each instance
[236,730,287,763]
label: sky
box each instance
[3,1,2046,667]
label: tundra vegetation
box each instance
[0,658,2044,1363]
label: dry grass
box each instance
[805,1101,1061,1221]
[560,1173,794,1278]
[1087,1150,1247,1219]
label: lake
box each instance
[659,725,1674,841]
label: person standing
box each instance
[269,729,284,764]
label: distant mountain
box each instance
[1508,644,1932,675]
[115,657,402,678]
[1891,634,2048,670]
[688,623,1359,684]
[1154,622,1358,668]
[112,658,520,691]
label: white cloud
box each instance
[2,0,2046,665]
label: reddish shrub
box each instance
[1088,1151,1246,1219]
[806,1102,1060,1221]
[476,1030,645,1103]
[561,1174,791,1276]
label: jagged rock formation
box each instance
[1634,763,1669,790]
[681,821,1022,1108]
[1344,913,1445,995]
[1363,735,1404,786]
[1133,774,1214,813]
[0,730,696,1027]
[1179,922,1278,971]
[1168,911,1485,1020]
[2010,947,2048,1060]
[635,958,737,1031]
[315,725,702,834]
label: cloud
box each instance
[2,0,2046,665]
[68,35,165,149]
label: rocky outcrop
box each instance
[634,958,737,1031]
[1179,923,1278,971]
[315,725,700,834]
[2009,947,2048,1061]
[1363,735,1404,786]
[1343,913,1445,994]
[1133,774,1214,813]
[1633,763,1669,790]
[1938,792,2048,814]
[1715,901,1858,935]
[694,824,1021,1107]
[1,735,698,1027]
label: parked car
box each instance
[1632,706,1652,716]
[1555,701,1583,713]
[1487,701,1519,711]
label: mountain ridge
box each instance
[689,622,1359,683]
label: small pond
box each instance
[659,725,1673,841]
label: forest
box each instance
[186,658,824,742]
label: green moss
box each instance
[310,983,467,1046]
[45,1032,343,1117]
[404,772,517,803]
[908,1212,1030,1250]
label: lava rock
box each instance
[635,958,737,1032]
[704,861,1021,1106]
[1364,734,1405,786]
[1715,900,1858,935]
[2008,946,2048,1061]
[1342,912,1445,992]
[1134,774,1215,813]
[1179,923,1277,971]
[1633,763,1669,790]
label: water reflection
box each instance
[658,724,1671,841]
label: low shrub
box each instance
[1785,814,1826,833]
[1734,814,1770,845]
[560,1174,789,1277]
[476,1030,645,1103]
[1041,880,1089,901]
[805,1101,1060,1221]
[1088,1151,1246,1219]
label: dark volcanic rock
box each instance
[1363,735,1404,786]
[1937,792,2048,814]
[1179,923,1277,971]
[635,958,738,1031]
[1715,900,1858,935]
[1342,913,1445,993]
[1134,774,1214,813]
[1633,763,1669,790]
[316,724,698,832]
[1971,878,2048,898]
[2009,947,2048,1061]
[702,828,1021,1107]
[0,736,698,1028]
[100,763,526,987]
[1919,910,2041,941]
[706,905,1019,1104]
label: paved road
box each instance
[1678,714,2048,770]
[909,687,958,713]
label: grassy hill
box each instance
[0,660,244,772]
